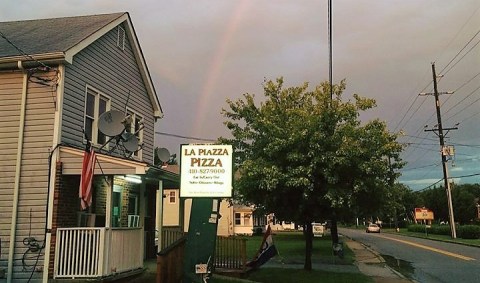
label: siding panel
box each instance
[62,23,156,164]
[12,70,55,282]
[0,70,22,277]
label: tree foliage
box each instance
[221,78,404,269]
[417,183,480,224]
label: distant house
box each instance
[0,13,178,282]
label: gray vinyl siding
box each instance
[0,70,55,282]
[62,22,155,164]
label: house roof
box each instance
[0,12,163,118]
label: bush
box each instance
[407,224,426,233]
[252,227,263,236]
[457,225,480,239]
[429,225,451,235]
[407,224,451,235]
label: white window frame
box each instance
[168,191,176,204]
[234,212,242,226]
[84,86,111,145]
[126,108,144,159]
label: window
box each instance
[128,194,139,215]
[235,213,241,225]
[84,87,110,145]
[125,109,143,158]
[244,213,251,226]
[168,191,176,204]
[112,185,122,227]
[117,26,125,50]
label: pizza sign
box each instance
[415,207,434,220]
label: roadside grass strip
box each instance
[376,234,475,261]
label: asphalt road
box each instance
[339,228,480,283]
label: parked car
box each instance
[366,223,381,233]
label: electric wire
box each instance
[155,131,217,142]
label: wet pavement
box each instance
[345,239,415,283]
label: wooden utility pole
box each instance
[422,62,457,239]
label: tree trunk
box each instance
[303,222,313,270]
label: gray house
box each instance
[0,13,178,282]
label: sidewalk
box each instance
[345,239,414,283]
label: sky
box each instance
[1,0,480,191]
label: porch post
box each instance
[156,180,163,252]
[105,177,112,228]
[103,176,113,276]
[139,179,146,260]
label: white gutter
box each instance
[0,52,65,65]
[7,69,28,283]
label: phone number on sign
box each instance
[189,168,226,174]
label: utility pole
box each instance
[421,62,457,239]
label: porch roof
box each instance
[145,165,180,189]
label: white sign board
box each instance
[180,144,233,198]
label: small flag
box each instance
[79,143,96,210]
[247,225,278,269]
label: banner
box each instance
[247,226,278,268]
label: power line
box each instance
[439,28,480,76]
[155,131,217,142]
[0,30,52,70]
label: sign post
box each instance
[181,144,233,283]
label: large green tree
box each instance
[418,183,480,224]
[221,78,403,270]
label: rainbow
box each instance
[193,0,251,138]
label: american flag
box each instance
[79,144,96,210]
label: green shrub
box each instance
[458,225,480,239]
[407,224,451,235]
[252,227,263,236]
[429,225,451,235]
[407,224,426,233]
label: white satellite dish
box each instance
[122,133,139,152]
[98,110,126,136]
[157,148,170,162]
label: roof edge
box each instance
[64,12,163,118]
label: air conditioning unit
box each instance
[128,215,140,227]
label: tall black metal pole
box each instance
[328,0,333,101]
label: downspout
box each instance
[42,64,64,282]
[7,63,28,282]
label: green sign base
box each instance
[183,198,221,283]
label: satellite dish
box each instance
[157,148,170,162]
[98,110,126,136]
[122,133,139,152]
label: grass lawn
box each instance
[243,231,355,265]
[216,231,373,283]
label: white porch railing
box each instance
[54,227,143,279]
[106,228,143,274]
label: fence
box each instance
[214,236,247,272]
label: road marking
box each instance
[376,234,475,261]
